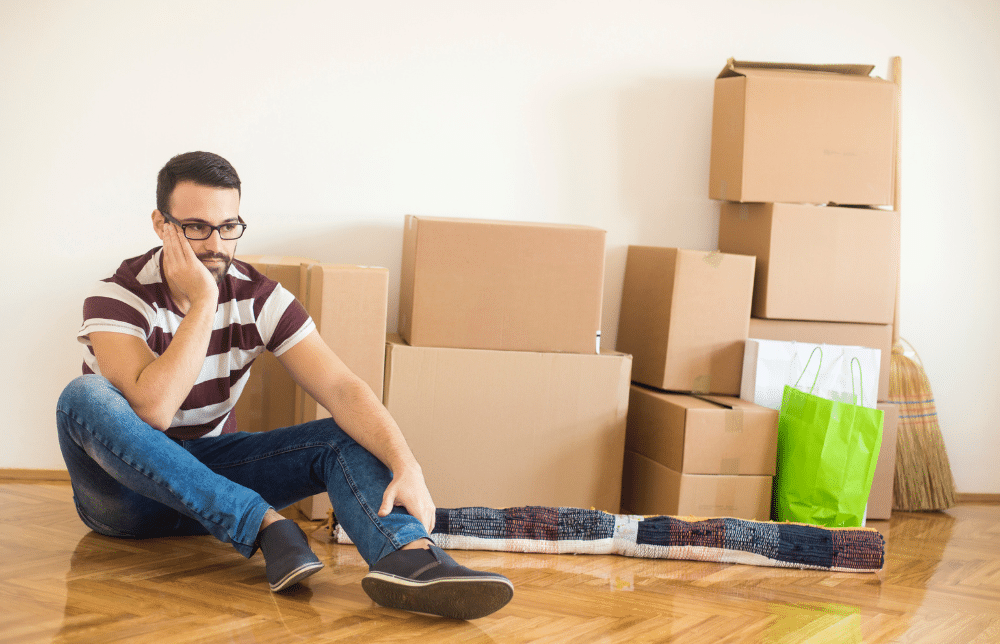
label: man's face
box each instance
[158,181,242,283]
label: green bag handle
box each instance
[850,357,864,407]
[792,346,823,394]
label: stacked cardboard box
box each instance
[398,215,606,354]
[295,264,390,519]
[621,385,778,519]
[387,215,631,512]
[709,58,902,520]
[616,247,777,520]
[232,255,319,435]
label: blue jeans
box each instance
[55,375,429,564]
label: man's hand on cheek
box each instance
[161,223,219,307]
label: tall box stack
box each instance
[233,257,391,520]
[616,246,777,520]
[710,58,901,520]
[621,385,778,519]
[296,264,390,519]
[389,215,631,512]
[232,255,318,435]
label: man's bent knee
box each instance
[58,375,135,422]
[59,375,120,410]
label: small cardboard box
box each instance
[232,255,318,434]
[718,203,900,324]
[626,386,778,476]
[709,59,897,206]
[868,402,900,520]
[399,215,606,354]
[616,247,755,395]
[382,336,632,512]
[296,264,390,520]
[621,450,772,520]
[749,318,893,402]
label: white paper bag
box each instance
[741,338,880,410]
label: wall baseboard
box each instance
[955,493,1000,505]
[1,469,996,505]
[0,469,71,482]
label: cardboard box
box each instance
[621,450,772,520]
[868,402,900,520]
[626,386,778,476]
[295,265,390,519]
[749,318,893,402]
[399,215,606,354]
[616,247,755,395]
[709,59,897,206]
[718,203,900,324]
[296,264,389,418]
[232,255,318,434]
[382,336,632,512]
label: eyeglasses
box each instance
[161,210,247,240]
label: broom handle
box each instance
[891,56,902,346]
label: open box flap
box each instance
[718,58,878,80]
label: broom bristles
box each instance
[888,341,956,511]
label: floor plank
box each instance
[1,482,998,643]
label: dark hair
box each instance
[156,151,241,213]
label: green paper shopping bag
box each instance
[773,352,884,527]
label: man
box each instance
[56,151,513,620]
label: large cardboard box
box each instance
[709,59,897,206]
[749,318,893,402]
[616,247,755,395]
[718,203,900,324]
[296,265,390,519]
[626,386,778,476]
[382,336,632,511]
[398,215,606,354]
[621,450,772,520]
[868,402,900,520]
[232,255,318,434]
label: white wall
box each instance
[2,0,997,493]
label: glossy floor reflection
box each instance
[2,482,998,643]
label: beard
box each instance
[198,252,233,284]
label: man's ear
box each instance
[152,210,167,241]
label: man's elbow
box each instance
[132,402,174,433]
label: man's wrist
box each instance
[187,295,218,318]
[392,458,423,478]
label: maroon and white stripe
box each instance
[79,248,314,440]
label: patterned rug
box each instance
[326,506,885,573]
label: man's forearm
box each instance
[327,377,421,474]
[277,332,437,530]
[128,300,216,430]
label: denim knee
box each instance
[57,375,133,424]
[59,374,116,411]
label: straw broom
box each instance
[890,340,955,510]
[886,56,956,511]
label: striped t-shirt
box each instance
[78,247,315,440]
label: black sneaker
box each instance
[362,544,513,620]
[257,519,325,592]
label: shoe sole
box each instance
[270,560,325,592]
[362,572,514,620]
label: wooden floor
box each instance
[2,483,998,643]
